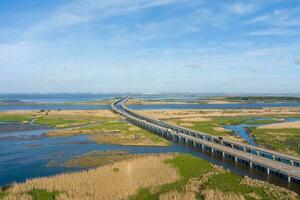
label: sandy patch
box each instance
[179,123,194,127]
[213,127,226,132]
[128,126,140,131]
[0,110,118,119]
[181,117,210,122]
[258,121,300,129]
[204,100,240,104]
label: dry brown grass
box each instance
[139,107,300,119]
[241,176,299,200]
[1,110,118,119]
[258,121,300,129]
[7,154,179,200]
[179,122,194,127]
[201,189,245,200]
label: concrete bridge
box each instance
[112,96,300,183]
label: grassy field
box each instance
[168,116,270,137]
[3,153,298,200]
[65,150,133,168]
[141,109,299,154]
[248,127,300,156]
[27,189,59,200]
[0,110,170,146]
[0,110,118,128]
[0,192,8,200]
[48,120,170,146]
[129,154,299,200]
[0,114,34,123]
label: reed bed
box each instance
[6,154,179,200]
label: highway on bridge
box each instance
[112,96,300,184]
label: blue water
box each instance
[0,93,123,103]
[1,102,300,111]
[225,118,300,147]
[224,124,258,146]
[1,125,299,193]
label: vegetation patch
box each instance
[170,117,250,136]
[245,118,283,125]
[8,154,178,200]
[0,191,8,200]
[248,127,300,156]
[27,189,59,200]
[204,173,299,200]
[130,154,299,200]
[48,120,170,146]
[130,154,213,200]
[0,114,33,123]
[65,150,133,168]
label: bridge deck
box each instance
[119,97,300,166]
[112,97,300,182]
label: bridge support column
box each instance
[192,141,196,146]
[201,144,204,149]
[235,156,238,163]
[211,148,214,153]
[222,152,225,157]
[249,162,252,168]
[272,155,276,160]
[290,160,294,165]
[243,147,246,151]
[288,176,291,183]
[267,168,270,174]
[257,151,260,156]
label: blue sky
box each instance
[0,0,299,93]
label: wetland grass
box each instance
[2,153,299,200]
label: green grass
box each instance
[248,127,300,155]
[130,154,299,200]
[27,189,59,200]
[0,191,8,200]
[245,118,282,125]
[174,117,250,136]
[35,117,82,127]
[166,154,212,180]
[129,154,212,200]
[65,150,132,168]
[0,115,33,123]
[34,116,105,128]
[81,121,170,146]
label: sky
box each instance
[0,0,299,94]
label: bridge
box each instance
[112,96,300,183]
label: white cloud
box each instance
[229,3,255,15]
[0,41,39,66]
[295,57,300,65]
[248,7,300,26]
[28,0,180,35]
